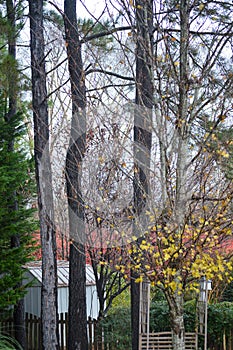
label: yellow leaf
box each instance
[97,217,102,224]
[135,276,143,283]
[199,217,205,224]
[199,3,205,11]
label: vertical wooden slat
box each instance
[60,313,64,350]
[94,318,98,350]
[88,316,92,350]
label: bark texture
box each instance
[131,1,154,350]
[169,0,190,348]
[64,0,88,349]
[29,1,59,349]
[166,280,186,350]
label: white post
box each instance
[146,282,150,350]
[204,284,208,350]
[200,277,212,350]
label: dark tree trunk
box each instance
[6,0,26,347]
[13,298,25,349]
[64,0,88,349]
[29,1,59,349]
[131,1,154,350]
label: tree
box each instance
[63,0,88,348]
[76,1,233,349]
[0,1,36,347]
[26,1,233,349]
[131,1,154,349]
[121,0,233,348]
[5,0,26,345]
[0,97,35,317]
[29,1,59,349]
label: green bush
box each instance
[100,301,233,349]
[100,307,131,350]
[149,299,196,333]
[208,302,233,348]
[150,301,170,332]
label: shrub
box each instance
[100,307,131,350]
[0,334,23,350]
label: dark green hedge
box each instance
[100,301,233,349]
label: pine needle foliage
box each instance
[0,96,36,317]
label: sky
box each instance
[51,0,109,19]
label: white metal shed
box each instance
[23,260,99,319]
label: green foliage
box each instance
[43,9,64,31]
[100,300,233,349]
[0,99,36,316]
[105,274,130,311]
[150,301,170,332]
[0,334,23,350]
[208,302,233,348]
[150,300,233,347]
[150,299,196,332]
[100,307,131,350]
[222,280,233,302]
[0,53,19,96]
[77,18,113,49]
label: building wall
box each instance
[24,272,99,319]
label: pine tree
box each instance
[0,97,36,317]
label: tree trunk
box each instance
[166,287,185,350]
[166,2,190,349]
[64,0,88,349]
[29,1,59,349]
[131,1,154,350]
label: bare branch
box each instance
[85,68,134,81]
[81,25,132,44]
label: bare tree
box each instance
[63,0,88,348]
[131,1,154,349]
[29,1,233,349]
[29,1,59,349]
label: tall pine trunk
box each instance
[131,1,154,349]
[29,1,59,349]
[64,1,88,349]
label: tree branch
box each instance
[87,83,134,93]
[85,68,134,81]
[162,27,233,37]
[80,26,132,44]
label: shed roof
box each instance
[23,261,96,287]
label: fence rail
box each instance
[139,332,197,350]
[1,315,233,350]
[0,313,103,350]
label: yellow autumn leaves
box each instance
[127,208,233,296]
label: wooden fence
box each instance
[139,332,197,350]
[0,313,105,350]
[1,315,233,350]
